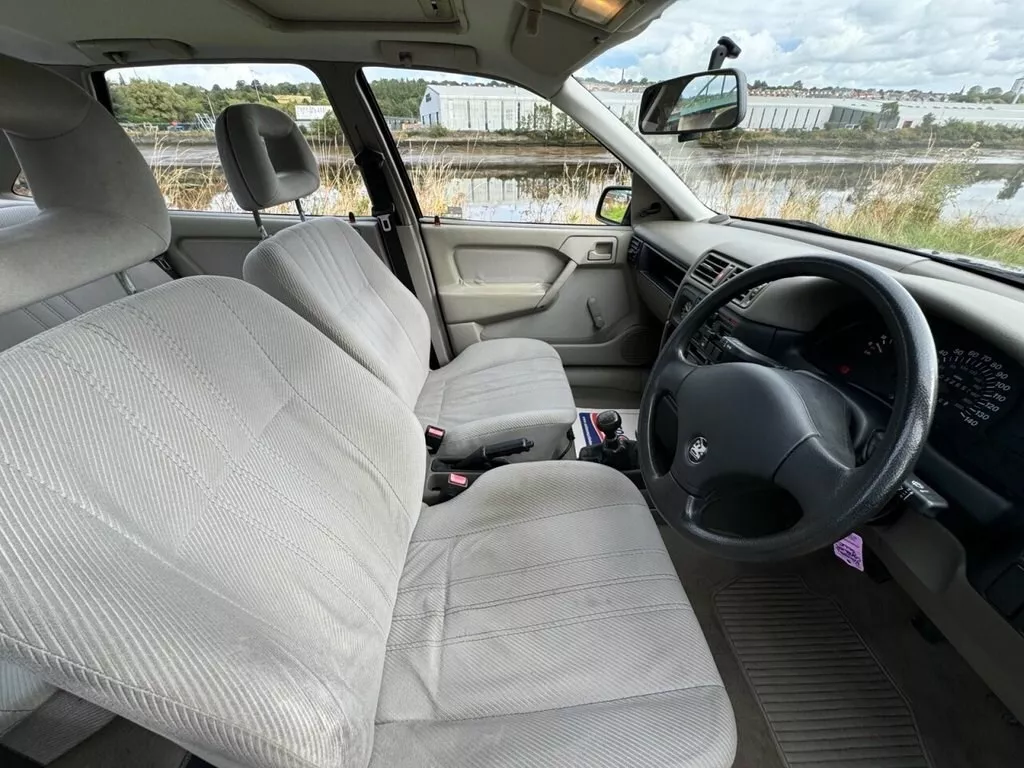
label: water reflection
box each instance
[444,162,1024,226]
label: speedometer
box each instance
[805,313,1020,434]
[936,347,1013,428]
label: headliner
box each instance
[0,0,676,95]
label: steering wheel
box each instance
[639,254,938,562]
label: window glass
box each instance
[579,2,1024,270]
[103,63,370,215]
[365,68,629,224]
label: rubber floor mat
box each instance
[714,576,932,767]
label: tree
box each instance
[921,112,936,128]
[859,114,877,132]
[879,101,900,129]
[792,80,804,89]
[752,79,768,89]
[367,78,427,117]
[111,79,189,123]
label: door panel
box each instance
[421,220,658,367]
[166,212,386,278]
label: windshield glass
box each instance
[578,1,1024,270]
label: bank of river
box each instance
[140,142,1024,227]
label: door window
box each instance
[102,63,370,215]
[365,69,629,224]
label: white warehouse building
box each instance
[420,84,562,131]
[419,84,1024,132]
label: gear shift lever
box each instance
[596,410,622,447]
[579,410,638,471]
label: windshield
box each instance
[578,1,1024,271]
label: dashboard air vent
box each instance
[626,237,642,265]
[734,283,767,308]
[691,251,745,288]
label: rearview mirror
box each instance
[639,69,747,137]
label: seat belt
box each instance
[354,147,441,368]
[353,148,416,296]
[152,253,181,279]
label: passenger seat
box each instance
[0,53,172,763]
[215,104,577,460]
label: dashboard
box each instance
[626,217,1024,725]
[628,221,1024,511]
[802,311,1024,504]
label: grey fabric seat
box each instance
[0,275,735,768]
[0,56,735,767]
[215,104,577,460]
[0,55,173,762]
[0,202,170,352]
[375,460,736,767]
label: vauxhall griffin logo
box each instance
[688,436,708,463]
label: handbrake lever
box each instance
[451,438,535,470]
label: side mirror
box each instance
[639,68,747,139]
[596,186,631,225]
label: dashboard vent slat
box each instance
[690,251,762,306]
[692,252,732,287]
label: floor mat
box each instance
[715,576,932,768]
[572,408,638,455]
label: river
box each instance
[139,142,1024,227]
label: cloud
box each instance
[578,0,1024,92]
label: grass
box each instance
[142,132,1024,268]
[673,143,1024,267]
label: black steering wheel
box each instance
[639,254,938,561]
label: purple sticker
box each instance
[833,533,864,572]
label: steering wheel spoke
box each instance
[774,436,855,522]
[653,347,697,399]
[646,471,703,529]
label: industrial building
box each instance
[418,84,1024,132]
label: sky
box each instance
[579,0,1024,92]
[117,0,1024,94]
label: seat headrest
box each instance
[215,104,320,212]
[0,54,171,315]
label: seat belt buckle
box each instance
[377,212,393,232]
[425,425,446,454]
[443,472,471,498]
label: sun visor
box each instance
[511,9,606,79]
[379,41,477,71]
[74,39,194,65]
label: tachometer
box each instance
[936,347,1013,428]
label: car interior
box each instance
[0,2,1023,767]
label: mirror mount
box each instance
[707,36,741,70]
